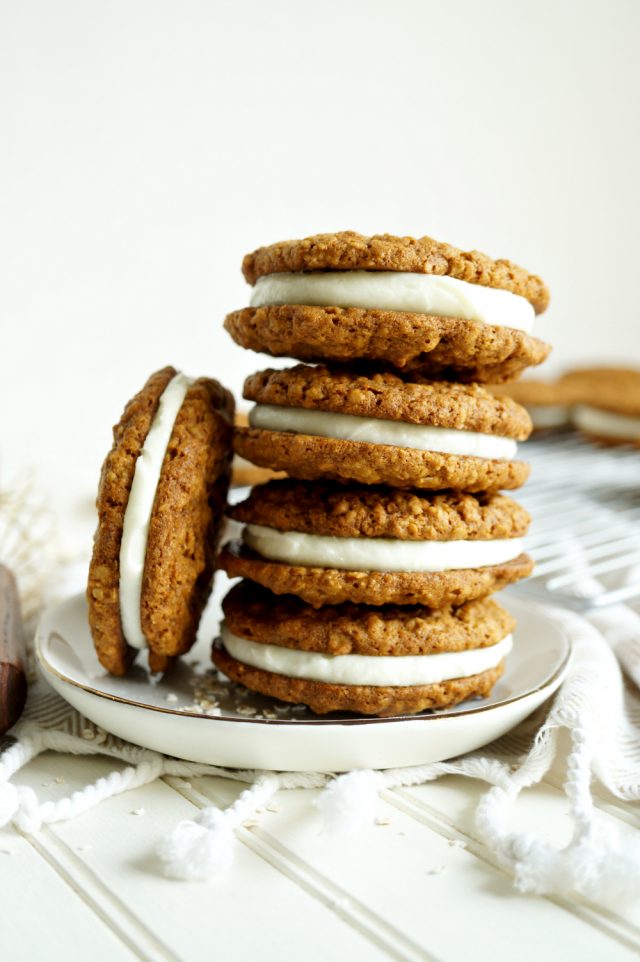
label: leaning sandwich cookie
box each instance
[234,364,532,492]
[225,231,550,382]
[87,366,234,675]
[212,581,514,716]
[219,479,533,608]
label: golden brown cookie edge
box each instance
[229,480,530,541]
[217,543,534,609]
[221,580,515,655]
[225,305,551,382]
[233,429,530,493]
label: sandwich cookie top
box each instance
[219,480,533,608]
[243,231,549,317]
[234,365,532,492]
[225,231,551,382]
[87,366,234,676]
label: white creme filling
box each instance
[220,625,513,687]
[119,373,194,649]
[572,404,640,440]
[249,404,517,460]
[527,404,570,429]
[250,271,535,333]
[243,524,523,573]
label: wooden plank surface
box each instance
[194,774,640,962]
[0,824,139,962]
[1,738,639,962]
[11,752,393,962]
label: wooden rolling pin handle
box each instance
[0,564,27,735]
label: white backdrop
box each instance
[2,0,640,511]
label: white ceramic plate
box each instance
[35,592,572,772]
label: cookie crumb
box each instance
[448,838,466,849]
[131,808,146,816]
[375,817,391,826]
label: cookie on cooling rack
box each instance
[219,479,533,608]
[213,581,514,717]
[87,367,234,676]
[560,367,640,445]
[490,378,573,432]
[224,230,550,382]
[234,364,532,493]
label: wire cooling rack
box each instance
[512,432,640,610]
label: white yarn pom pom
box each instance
[314,770,381,835]
[0,782,19,826]
[513,819,640,903]
[157,807,235,881]
[0,783,42,832]
[579,821,640,904]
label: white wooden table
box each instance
[3,746,640,962]
[3,501,640,962]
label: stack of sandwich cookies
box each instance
[217,230,548,716]
[88,366,234,675]
[225,231,550,382]
[219,481,533,608]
